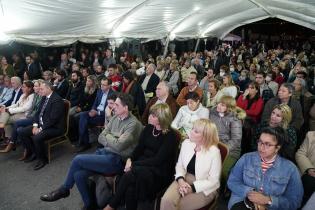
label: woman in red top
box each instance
[272,65,285,86]
[236,81,264,123]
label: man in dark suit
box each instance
[53,70,69,99]
[76,77,114,152]
[4,76,23,107]
[18,81,65,170]
[138,63,160,100]
[25,55,42,80]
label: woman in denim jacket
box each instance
[227,127,303,210]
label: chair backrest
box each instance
[63,99,71,135]
[218,142,229,164]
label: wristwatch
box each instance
[33,123,38,127]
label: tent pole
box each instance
[194,38,200,52]
[163,36,170,58]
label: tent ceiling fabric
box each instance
[0,0,314,46]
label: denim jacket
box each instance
[227,152,303,210]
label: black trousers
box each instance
[302,173,315,202]
[18,125,62,160]
[231,201,249,210]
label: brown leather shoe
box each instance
[18,150,28,161]
[0,143,15,153]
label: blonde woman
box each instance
[161,119,222,210]
[103,103,178,210]
[221,73,238,98]
[209,95,246,183]
[253,104,297,160]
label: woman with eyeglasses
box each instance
[227,126,303,210]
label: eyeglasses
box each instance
[257,139,277,149]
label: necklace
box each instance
[152,126,161,137]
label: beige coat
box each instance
[175,139,221,196]
[296,131,315,174]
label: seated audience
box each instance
[0,76,13,105]
[42,70,54,83]
[209,95,245,183]
[272,65,285,86]
[180,59,197,85]
[292,78,314,133]
[236,70,251,92]
[261,83,304,130]
[107,64,122,91]
[199,68,215,91]
[18,81,65,170]
[0,80,34,152]
[103,103,178,210]
[53,70,69,98]
[104,94,117,128]
[161,119,221,210]
[221,73,238,98]
[296,131,315,205]
[2,80,42,158]
[164,61,180,96]
[119,71,146,116]
[202,79,223,108]
[176,72,203,106]
[228,127,303,210]
[0,56,15,77]
[255,71,278,102]
[40,93,143,210]
[3,76,23,107]
[253,104,297,160]
[154,60,166,80]
[172,92,209,138]
[142,81,178,124]
[67,71,84,113]
[25,55,42,80]
[236,81,264,123]
[69,75,98,142]
[138,63,160,101]
[76,78,114,152]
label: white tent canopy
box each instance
[0,0,314,46]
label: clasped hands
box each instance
[177,179,192,197]
[246,190,270,208]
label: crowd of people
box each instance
[0,40,315,210]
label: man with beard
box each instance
[53,70,69,99]
[67,71,85,114]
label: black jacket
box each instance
[138,73,160,94]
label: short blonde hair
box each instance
[271,104,292,129]
[219,95,246,120]
[192,119,219,150]
[149,103,173,134]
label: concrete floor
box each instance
[0,142,228,210]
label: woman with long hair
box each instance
[221,73,238,98]
[103,103,178,210]
[0,56,15,78]
[0,80,34,152]
[202,79,223,109]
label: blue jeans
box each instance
[78,111,104,145]
[12,117,33,144]
[62,149,124,207]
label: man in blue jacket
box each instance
[76,77,114,152]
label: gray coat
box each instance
[209,109,242,159]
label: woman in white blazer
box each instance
[0,80,34,151]
[161,119,222,210]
